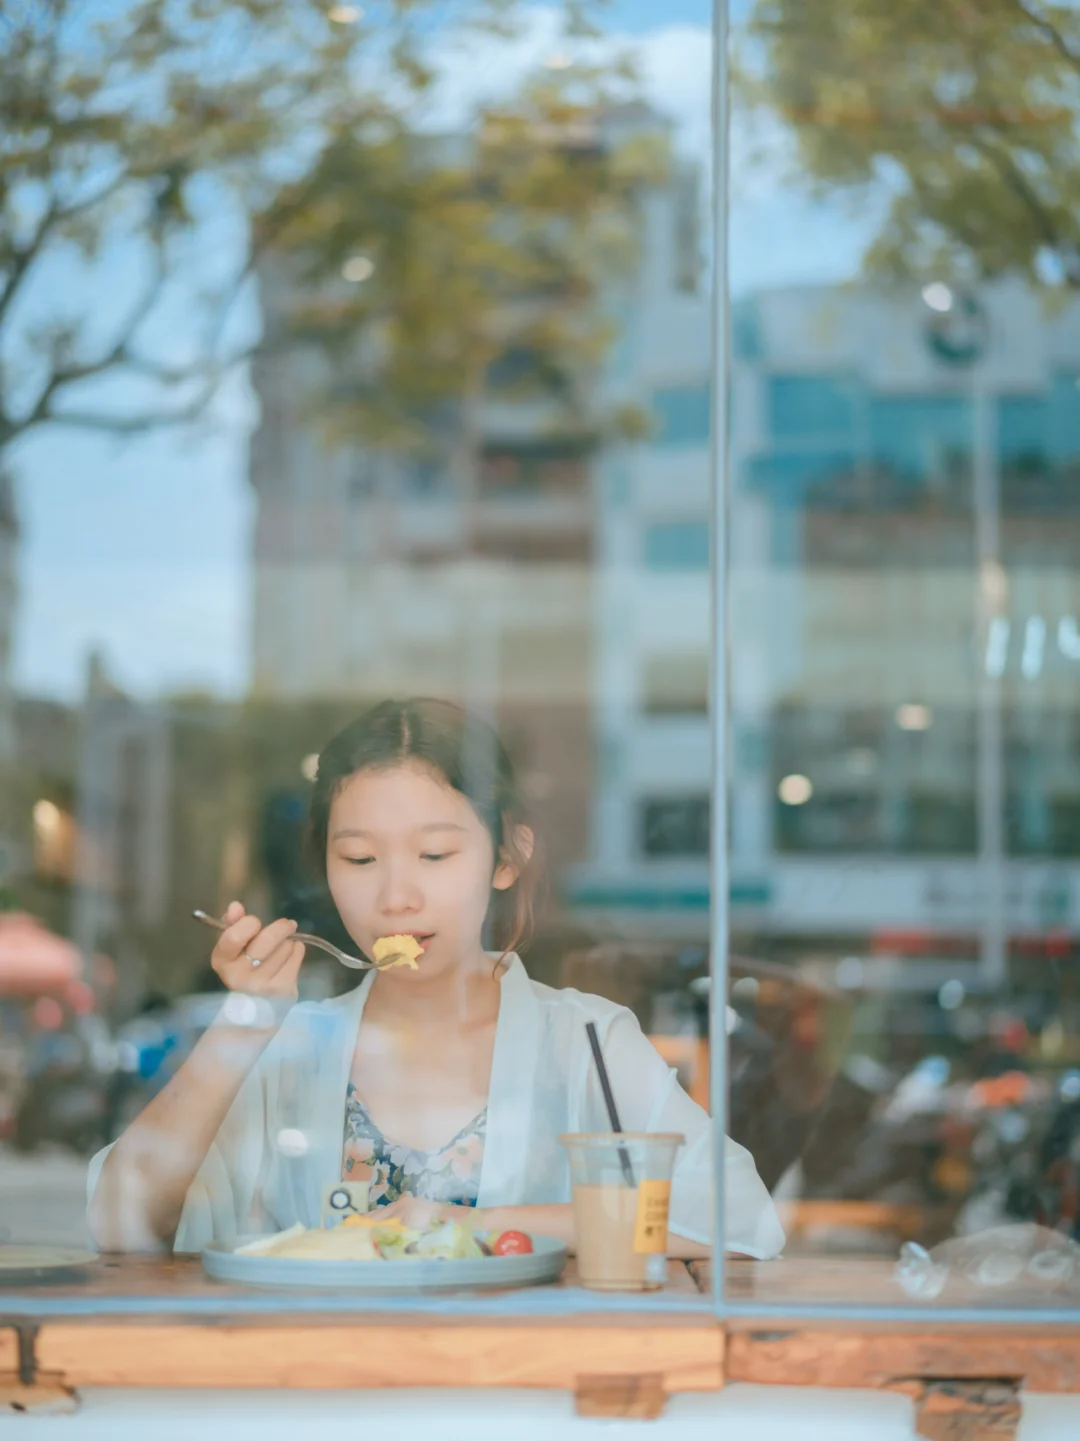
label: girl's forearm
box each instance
[89,1011,281,1252]
[475,1203,711,1259]
[478,1202,576,1247]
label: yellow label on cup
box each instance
[633,1179,671,1254]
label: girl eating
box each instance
[88,697,783,1258]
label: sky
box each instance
[8,0,871,705]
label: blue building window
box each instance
[868,395,971,478]
[768,376,855,438]
[999,396,1046,461]
[640,795,710,857]
[1049,374,1080,461]
[643,520,710,570]
[732,298,763,361]
[999,379,1080,512]
[651,385,711,447]
[745,450,857,501]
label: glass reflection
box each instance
[1,0,788,1294]
[727,0,1080,1307]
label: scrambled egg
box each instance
[372,933,423,970]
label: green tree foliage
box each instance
[743,0,1080,288]
[260,75,669,459]
[0,0,537,456]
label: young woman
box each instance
[88,698,784,1258]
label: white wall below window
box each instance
[21,1384,1080,1441]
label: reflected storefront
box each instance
[722,0,1080,1294]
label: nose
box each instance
[376,858,423,917]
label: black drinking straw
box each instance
[585,1021,636,1186]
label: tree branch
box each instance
[1008,0,1080,74]
[14,336,261,445]
[36,395,216,437]
[0,4,85,331]
[972,129,1078,275]
[0,200,59,334]
[17,238,169,431]
[55,167,131,223]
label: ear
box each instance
[492,824,535,891]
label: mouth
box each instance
[383,932,434,950]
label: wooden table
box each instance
[5,1255,1080,1434]
[0,1255,714,1418]
[0,1252,702,1313]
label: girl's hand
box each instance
[210,900,305,1003]
[376,1195,479,1231]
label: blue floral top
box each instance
[341,1082,486,1208]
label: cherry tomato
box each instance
[492,1230,533,1256]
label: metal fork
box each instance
[192,910,400,971]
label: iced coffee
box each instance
[560,1133,684,1291]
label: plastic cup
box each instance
[560,1132,684,1291]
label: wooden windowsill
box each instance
[5,1255,1080,1421]
[1,1256,717,1409]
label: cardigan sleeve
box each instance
[586,1008,785,1259]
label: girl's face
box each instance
[325,760,520,981]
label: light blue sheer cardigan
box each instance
[88,956,785,1258]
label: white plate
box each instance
[203,1233,567,1291]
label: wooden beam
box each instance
[0,1376,78,1417]
[914,1379,1021,1441]
[726,1324,1080,1393]
[36,1315,725,1393]
[575,1372,667,1419]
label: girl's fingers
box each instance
[241,917,298,966]
[226,936,305,1003]
[279,940,306,986]
[213,916,296,988]
[222,900,246,925]
[243,925,300,981]
[249,940,306,999]
[214,914,262,966]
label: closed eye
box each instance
[421,852,455,862]
[343,856,375,866]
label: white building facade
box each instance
[572,248,1080,970]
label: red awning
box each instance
[0,912,82,996]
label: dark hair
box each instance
[309,698,541,958]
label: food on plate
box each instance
[231,1215,536,1262]
[251,1224,381,1261]
[372,934,424,971]
[235,1223,306,1257]
[492,1230,534,1256]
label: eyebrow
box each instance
[330,823,469,841]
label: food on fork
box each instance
[372,933,424,970]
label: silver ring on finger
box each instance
[243,950,262,969]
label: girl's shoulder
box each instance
[527,975,637,1030]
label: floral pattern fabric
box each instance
[342,1082,486,1208]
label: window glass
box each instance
[727,0,1080,1314]
[3,0,782,1309]
[642,654,709,716]
[641,796,711,859]
[643,520,711,570]
[651,385,712,447]
[766,376,855,439]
